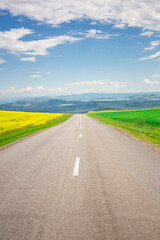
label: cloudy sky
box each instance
[0,0,160,97]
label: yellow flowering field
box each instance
[0,110,63,133]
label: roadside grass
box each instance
[0,111,72,147]
[87,108,160,148]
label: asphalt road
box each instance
[0,114,160,240]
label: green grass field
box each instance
[87,108,160,147]
[0,111,72,147]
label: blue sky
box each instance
[0,0,160,98]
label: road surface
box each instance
[0,114,160,240]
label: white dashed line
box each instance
[73,157,80,176]
[79,133,82,139]
[79,116,82,129]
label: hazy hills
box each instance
[0,92,160,113]
[50,92,160,101]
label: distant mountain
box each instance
[0,98,98,113]
[1,92,160,104]
[51,92,160,101]
[0,92,160,113]
[0,96,38,104]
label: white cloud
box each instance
[48,87,64,92]
[150,40,160,47]
[25,87,33,91]
[1,1,160,31]
[113,21,126,29]
[45,72,51,75]
[20,57,36,62]
[0,58,7,64]
[90,21,97,25]
[144,78,160,85]
[67,80,124,89]
[82,29,118,39]
[0,28,81,61]
[140,31,153,37]
[144,46,155,51]
[0,85,67,97]
[0,86,32,94]
[144,40,160,51]
[151,74,160,77]
[139,51,160,61]
[36,86,44,90]
[11,86,33,93]
[0,27,33,40]
[29,74,42,78]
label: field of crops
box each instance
[0,111,64,133]
[87,108,160,147]
[0,111,71,146]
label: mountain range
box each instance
[0,92,160,113]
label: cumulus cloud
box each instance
[66,80,125,94]
[1,86,33,94]
[113,22,126,29]
[0,27,33,40]
[0,58,7,64]
[0,85,67,97]
[140,31,153,37]
[67,80,124,89]
[81,29,118,39]
[1,1,160,31]
[144,78,160,85]
[0,28,81,61]
[36,86,44,90]
[0,81,125,97]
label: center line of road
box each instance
[79,133,82,138]
[73,157,80,176]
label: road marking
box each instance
[79,116,82,129]
[73,157,80,176]
[80,126,82,129]
[79,133,82,138]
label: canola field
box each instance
[0,110,71,146]
[0,111,63,133]
[87,108,160,147]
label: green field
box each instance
[87,108,160,147]
[0,111,71,147]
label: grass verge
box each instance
[0,113,72,147]
[87,108,160,148]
